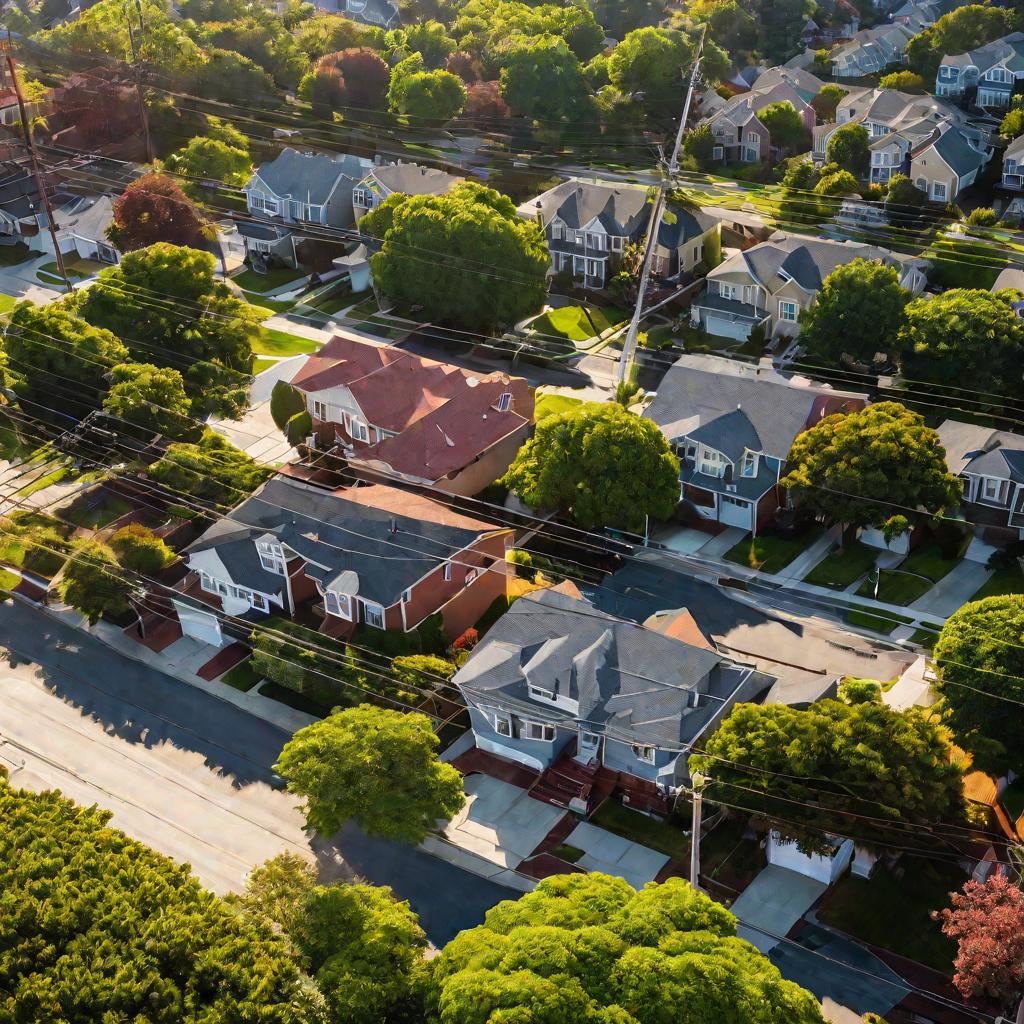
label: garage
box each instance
[172,601,224,648]
[719,494,754,530]
[702,314,753,341]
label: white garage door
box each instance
[172,601,224,647]
[703,315,751,341]
[719,494,753,530]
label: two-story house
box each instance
[517,179,721,289]
[937,420,1024,539]
[289,334,534,496]
[644,353,868,533]
[174,476,512,646]
[689,233,929,343]
[454,586,773,813]
[239,148,374,266]
[351,161,463,222]
[909,121,990,202]
[829,23,915,78]
[935,32,1024,109]
[998,134,1024,219]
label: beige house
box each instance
[690,233,929,341]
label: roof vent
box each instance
[389,517,398,534]
[467,376,479,387]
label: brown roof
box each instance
[336,482,509,535]
[643,608,714,650]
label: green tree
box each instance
[111,523,174,574]
[781,401,960,540]
[164,133,252,189]
[884,173,927,221]
[274,704,465,843]
[686,0,757,57]
[906,4,1011,81]
[389,55,466,120]
[397,19,456,66]
[428,873,825,1024]
[682,121,715,165]
[59,538,133,623]
[758,0,814,63]
[758,100,809,154]
[503,402,680,532]
[898,287,1024,394]
[778,159,822,225]
[0,782,314,1023]
[690,700,964,852]
[811,83,846,122]
[999,98,1024,141]
[878,69,925,91]
[966,206,998,226]
[590,0,665,39]
[271,380,309,430]
[149,430,272,505]
[361,181,549,330]
[453,0,604,61]
[934,595,1024,771]
[294,12,375,58]
[102,362,198,440]
[799,258,909,366]
[608,26,690,99]
[194,46,277,103]
[498,34,594,123]
[826,122,870,177]
[198,11,307,87]
[814,163,860,198]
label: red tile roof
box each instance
[337,482,508,535]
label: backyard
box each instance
[530,305,628,343]
[724,526,824,575]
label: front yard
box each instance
[590,798,689,860]
[233,266,307,293]
[855,543,963,606]
[724,525,824,575]
[971,565,1024,601]
[802,540,878,590]
[535,392,584,421]
[252,327,319,358]
[530,304,628,343]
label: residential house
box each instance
[998,134,1024,218]
[174,476,512,646]
[453,586,772,812]
[289,333,534,496]
[935,31,1024,109]
[351,161,463,221]
[332,0,399,27]
[517,179,721,289]
[909,121,990,202]
[829,23,915,78]
[240,148,374,265]
[688,232,929,342]
[0,162,42,247]
[644,353,868,533]
[892,0,972,32]
[37,194,120,265]
[937,420,1024,537]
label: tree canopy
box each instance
[108,173,210,252]
[906,4,1012,81]
[301,47,391,116]
[826,123,870,177]
[933,595,1024,772]
[498,34,594,123]
[798,259,909,366]
[504,402,680,533]
[758,100,808,154]
[274,703,465,843]
[165,132,252,190]
[388,53,466,119]
[360,181,548,330]
[690,700,964,852]
[0,780,312,1022]
[428,873,825,1024]
[102,362,198,440]
[148,430,272,506]
[58,538,133,623]
[452,0,604,62]
[878,70,925,91]
[782,401,960,537]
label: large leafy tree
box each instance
[102,362,199,441]
[758,100,809,155]
[782,401,960,541]
[274,704,465,843]
[361,181,548,330]
[58,538,133,623]
[198,12,306,87]
[503,402,680,533]
[148,430,271,505]
[811,83,846,122]
[826,122,870,177]
[78,243,258,416]
[933,596,1024,771]
[165,132,252,190]
[108,173,209,252]
[799,259,910,366]
[906,4,1012,81]
[453,0,604,61]
[194,46,277,103]
[428,873,825,1024]
[898,287,1024,396]
[498,34,594,123]
[685,0,757,57]
[758,0,814,63]
[388,53,466,119]
[690,700,965,852]
[937,874,1024,1011]
[301,47,391,116]
[294,12,376,59]
[0,781,314,1022]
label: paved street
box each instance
[0,600,515,943]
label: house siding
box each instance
[466,704,574,771]
[601,736,677,785]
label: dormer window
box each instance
[496,392,512,412]
[258,543,286,574]
[632,744,656,763]
[528,683,555,701]
[741,451,757,477]
[698,446,725,478]
[324,590,352,620]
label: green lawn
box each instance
[0,567,19,592]
[818,861,963,973]
[590,798,689,859]
[64,494,133,530]
[803,540,877,590]
[252,328,319,357]
[535,392,584,420]
[550,843,585,864]
[232,266,307,293]
[37,261,87,280]
[258,681,331,718]
[531,305,628,343]
[0,243,37,266]
[253,357,277,374]
[0,293,16,314]
[346,295,380,320]
[642,324,676,349]
[971,566,1024,601]
[855,543,963,606]
[221,658,262,692]
[724,527,823,575]
[909,622,943,648]
[845,605,914,633]
[241,292,294,315]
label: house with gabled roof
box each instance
[909,121,991,202]
[453,586,773,813]
[830,22,915,77]
[517,179,720,289]
[174,476,512,646]
[937,420,1024,537]
[643,353,868,534]
[289,334,534,496]
[936,31,1024,109]
[351,161,463,222]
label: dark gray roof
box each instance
[247,149,372,205]
[0,164,39,221]
[368,162,463,196]
[681,452,780,501]
[937,419,1024,481]
[742,235,904,292]
[942,31,1024,72]
[186,477,498,607]
[929,126,987,177]
[454,588,755,748]
[235,218,292,241]
[644,353,867,459]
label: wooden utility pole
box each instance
[2,47,73,294]
[689,771,709,890]
[616,29,706,385]
[126,1,154,163]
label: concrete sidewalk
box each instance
[776,525,841,582]
[909,560,991,618]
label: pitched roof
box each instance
[247,148,373,204]
[644,353,867,459]
[942,31,1024,72]
[937,419,1024,481]
[366,162,463,196]
[751,65,826,103]
[186,477,505,606]
[454,588,761,747]
[926,123,989,177]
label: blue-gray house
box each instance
[454,587,772,813]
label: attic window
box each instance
[632,744,656,764]
[777,268,793,283]
[496,392,512,412]
[528,683,555,701]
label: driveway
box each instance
[728,865,828,953]
[565,820,669,889]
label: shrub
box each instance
[966,207,998,227]
[165,503,199,520]
[838,677,882,704]
[285,410,313,446]
[111,524,174,574]
[270,380,307,430]
[506,548,533,578]
[392,654,457,689]
[452,627,478,652]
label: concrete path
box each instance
[883,655,938,711]
[565,820,669,890]
[251,355,305,402]
[964,534,998,564]
[909,560,991,617]
[695,526,747,560]
[777,525,841,582]
[730,864,827,953]
[208,396,296,465]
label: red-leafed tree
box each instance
[51,76,138,146]
[463,80,511,122]
[937,874,1024,1010]
[445,50,483,83]
[305,47,391,115]
[108,173,208,252]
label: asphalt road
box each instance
[0,600,515,945]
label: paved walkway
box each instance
[564,820,669,890]
[883,655,937,710]
[695,526,747,560]
[776,525,841,582]
[909,560,991,617]
[730,864,828,953]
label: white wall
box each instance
[767,830,853,883]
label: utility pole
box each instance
[126,0,154,163]
[2,47,73,295]
[689,771,709,890]
[616,29,706,385]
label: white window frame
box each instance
[258,545,286,574]
[312,399,328,420]
[443,562,452,582]
[586,258,600,277]
[982,477,1008,504]
[778,299,799,322]
[712,145,724,160]
[352,187,370,207]
[741,451,757,477]
[250,592,268,612]
[324,590,352,620]
[632,744,656,764]
[931,182,947,201]
[361,601,385,629]
[401,588,412,604]
[496,392,512,412]
[718,282,735,300]
[550,223,563,241]
[698,446,725,478]
[611,236,624,252]
[480,705,512,737]
[349,418,369,442]
[522,719,556,742]
[528,683,555,701]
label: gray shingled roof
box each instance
[936,419,1024,480]
[741,235,906,292]
[454,588,756,747]
[929,125,988,177]
[247,149,372,204]
[943,31,1024,71]
[369,162,463,196]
